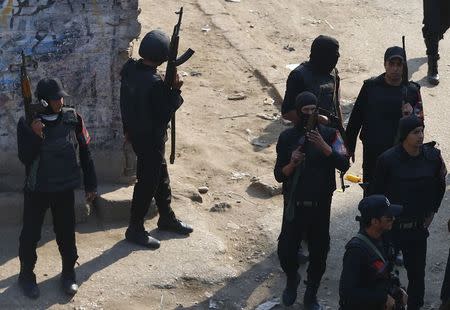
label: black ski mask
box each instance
[295,91,318,127]
[309,35,340,74]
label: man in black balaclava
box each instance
[282,35,341,124]
[422,0,450,85]
[372,115,447,310]
[275,91,349,309]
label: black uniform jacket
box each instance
[274,124,349,202]
[345,74,423,154]
[372,143,446,219]
[282,61,338,116]
[339,231,390,310]
[120,59,183,145]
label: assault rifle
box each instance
[380,262,406,310]
[330,72,348,192]
[164,7,195,164]
[284,110,319,221]
[318,80,348,192]
[20,51,47,125]
[402,36,408,86]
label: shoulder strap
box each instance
[354,233,387,264]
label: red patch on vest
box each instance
[372,260,385,272]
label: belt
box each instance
[297,201,319,207]
[395,220,421,230]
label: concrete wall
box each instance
[0,0,140,190]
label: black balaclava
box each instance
[397,115,424,143]
[295,91,318,127]
[309,35,340,74]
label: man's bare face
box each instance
[384,58,403,84]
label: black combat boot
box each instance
[282,273,301,306]
[427,54,440,85]
[157,216,193,235]
[60,270,78,295]
[303,284,323,310]
[125,221,160,248]
[61,259,79,295]
[18,268,40,299]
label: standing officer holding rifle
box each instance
[120,8,195,249]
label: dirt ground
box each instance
[1,0,450,309]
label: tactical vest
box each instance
[340,235,390,310]
[297,62,338,116]
[33,108,81,192]
[384,143,442,220]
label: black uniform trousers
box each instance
[393,232,427,309]
[19,190,78,273]
[130,136,174,228]
[278,196,332,286]
[362,145,387,197]
[423,0,450,55]
[442,248,450,303]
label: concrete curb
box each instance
[0,184,157,226]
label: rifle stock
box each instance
[20,51,33,125]
[164,7,195,164]
[20,52,47,125]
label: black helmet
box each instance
[35,78,69,102]
[138,30,170,62]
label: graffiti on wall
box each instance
[0,0,140,152]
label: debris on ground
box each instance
[227,92,247,100]
[255,298,280,310]
[210,202,232,212]
[198,186,209,194]
[249,176,282,197]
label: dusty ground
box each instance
[1,0,450,309]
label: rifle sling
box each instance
[355,233,387,264]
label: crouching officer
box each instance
[372,115,447,310]
[120,30,193,249]
[17,78,97,298]
[339,195,407,310]
[274,91,349,309]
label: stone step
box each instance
[0,184,157,226]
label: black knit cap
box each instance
[397,115,424,142]
[138,30,170,62]
[295,91,318,110]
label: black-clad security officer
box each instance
[372,115,447,310]
[339,195,406,310]
[17,78,97,298]
[274,91,349,308]
[120,30,193,249]
[282,35,341,124]
[422,0,450,85]
[346,46,424,195]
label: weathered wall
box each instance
[0,0,140,190]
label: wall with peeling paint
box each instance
[0,0,140,190]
